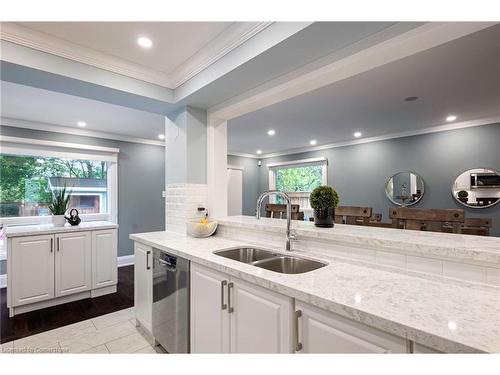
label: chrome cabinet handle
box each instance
[227,282,234,313]
[50,238,53,253]
[146,250,151,270]
[221,280,228,310]
[295,310,303,352]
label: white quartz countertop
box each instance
[4,221,118,238]
[216,216,500,265]
[130,230,500,353]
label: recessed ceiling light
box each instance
[256,149,262,155]
[446,115,457,122]
[137,37,153,48]
[310,140,317,146]
[77,121,86,127]
[404,96,419,102]
[353,131,362,138]
[267,129,276,136]
[158,134,165,140]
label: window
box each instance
[0,136,118,224]
[268,158,328,209]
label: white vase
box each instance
[52,215,66,227]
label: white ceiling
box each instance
[228,24,500,156]
[17,22,232,75]
[0,81,165,142]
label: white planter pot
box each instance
[52,215,66,227]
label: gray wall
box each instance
[228,154,261,216]
[229,122,500,236]
[0,125,166,263]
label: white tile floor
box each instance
[0,308,163,354]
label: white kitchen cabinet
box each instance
[10,234,55,307]
[230,277,292,353]
[92,229,118,289]
[190,263,230,353]
[7,226,118,317]
[190,263,292,353]
[55,232,92,297]
[295,301,406,353]
[134,242,153,333]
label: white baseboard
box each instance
[0,274,6,289]
[118,254,134,267]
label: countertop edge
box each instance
[4,222,119,238]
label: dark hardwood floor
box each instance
[0,265,134,344]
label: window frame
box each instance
[0,135,118,225]
[268,157,328,203]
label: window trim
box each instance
[0,137,118,225]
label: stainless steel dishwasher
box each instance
[152,248,190,353]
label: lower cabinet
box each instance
[92,229,118,289]
[190,263,293,353]
[10,234,55,307]
[295,301,406,353]
[134,242,153,333]
[55,232,92,297]
[7,228,118,316]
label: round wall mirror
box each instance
[385,171,425,206]
[452,168,500,208]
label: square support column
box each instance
[165,106,208,233]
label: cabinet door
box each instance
[230,278,292,353]
[55,232,92,297]
[92,229,117,289]
[134,242,153,332]
[10,235,55,306]
[296,301,406,353]
[190,263,230,353]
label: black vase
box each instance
[313,207,334,228]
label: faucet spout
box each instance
[256,190,297,251]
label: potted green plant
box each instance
[48,185,72,227]
[310,185,339,228]
[457,190,469,203]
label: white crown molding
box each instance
[1,117,166,146]
[229,115,500,159]
[169,22,273,88]
[0,22,272,89]
[0,23,173,87]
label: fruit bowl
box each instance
[186,219,218,238]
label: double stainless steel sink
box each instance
[214,247,327,274]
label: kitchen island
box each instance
[130,216,500,354]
